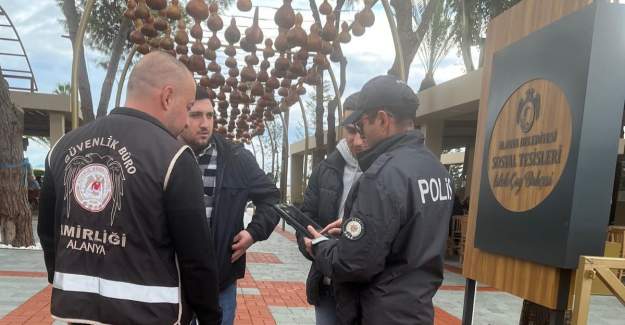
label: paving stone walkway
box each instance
[1,217,624,324]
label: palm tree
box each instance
[417,0,455,91]
[53,82,71,95]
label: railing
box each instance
[0,5,37,93]
[571,256,625,325]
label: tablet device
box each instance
[272,204,324,238]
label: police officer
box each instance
[304,75,454,325]
[38,51,221,324]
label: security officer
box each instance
[304,75,454,325]
[38,52,221,324]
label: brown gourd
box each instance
[245,7,264,44]
[321,13,337,42]
[319,0,332,16]
[307,23,322,52]
[135,0,150,20]
[339,21,351,43]
[225,18,241,44]
[166,0,181,20]
[124,0,137,19]
[237,0,253,12]
[352,20,365,37]
[274,0,295,29]
[358,1,375,27]
[286,13,307,48]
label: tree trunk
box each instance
[62,0,95,123]
[457,0,475,72]
[97,17,131,118]
[313,73,325,168]
[326,98,337,154]
[388,0,437,79]
[0,70,34,247]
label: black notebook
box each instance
[271,204,325,238]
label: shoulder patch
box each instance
[364,153,393,176]
[342,217,365,241]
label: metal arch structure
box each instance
[0,5,38,92]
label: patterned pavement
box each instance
[1,217,624,324]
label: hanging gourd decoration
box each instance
[135,0,150,20]
[287,13,307,49]
[289,48,307,78]
[206,2,224,89]
[224,18,241,91]
[319,0,332,16]
[314,52,329,70]
[175,19,190,66]
[154,8,169,32]
[274,27,289,77]
[358,0,375,28]
[258,39,274,84]
[352,19,365,37]
[124,0,137,19]
[146,0,167,10]
[245,7,264,45]
[160,26,174,52]
[237,0,252,12]
[166,0,182,20]
[330,40,342,63]
[339,21,351,43]
[186,0,209,72]
[141,15,158,39]
[130,18,146,46]
[307,23,322,53]
[321,13,337,42]
[304,66,321,86]
[274,0,295,30]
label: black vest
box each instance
[47,107,191,324]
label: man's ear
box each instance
[160,85,174,111]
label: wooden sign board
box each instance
[463,0,625,309]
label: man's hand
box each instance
[321,218,343,236]
[231,230,255,263]
[303,225,323,257]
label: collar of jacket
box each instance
[322,150,347,173]
[357,130,425,171]
[110,107,176,138]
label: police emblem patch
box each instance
[343,217,365,240]
[73,164,113,212]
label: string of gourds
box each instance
[123,0,376,144]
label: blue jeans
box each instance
[190,282,237,325]
[314,288,337,325]
[218,282,237,325]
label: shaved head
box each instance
[124,51,196,136]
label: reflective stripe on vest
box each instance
[53,271,179,304]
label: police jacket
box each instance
[296,150,346,304]
[313,130,453,325]
[37,107,221,324]
[208,134,281,290]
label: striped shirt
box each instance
[197,142,218,221]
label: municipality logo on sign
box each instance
[516,88,541,134]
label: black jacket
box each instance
[208,134,281,290]
[37,107,221,324]
[313,130,454,325]
[296,150,346,304]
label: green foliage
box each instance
[451,0,523,48]
[418,0,455,75]
[53,82,71,95]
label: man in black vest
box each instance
[179,86,281,325]
[304,75,454,324]
[38,51,221,324]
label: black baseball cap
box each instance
[342,75,419,126]
[343,92,360,112]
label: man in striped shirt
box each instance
[179,86,281,325]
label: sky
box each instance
[1,0,470,169]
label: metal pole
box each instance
[115,45,137,108]
[380,0,406,81]
[71,0,96,129]
[462,278,477,325]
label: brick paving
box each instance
[1,217,623,324]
